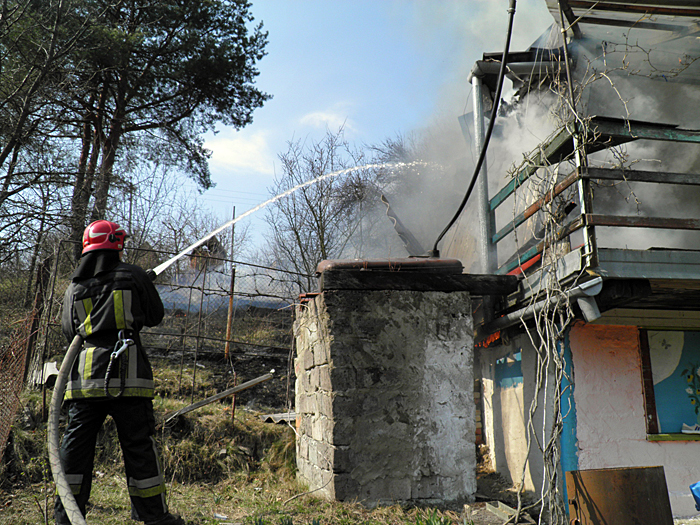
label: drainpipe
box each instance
[484,277,603,333]
[471,75,495,277]
[465,58,569,272]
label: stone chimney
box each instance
[293,259,516,506]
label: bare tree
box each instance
[261,127,381,293]
[103,160,251,275]
[0,0,98,261]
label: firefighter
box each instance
[55,220,184,525]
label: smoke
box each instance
[390,0,555,123]
[350,119,472,260]
[156,261,292,315]
[346,2,558,266]
[351,88,563,271]
[156,265,232,315]
[352,4,700,267]
[573,23,700,252]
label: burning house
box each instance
[295,0,700,521]
[450,0,700,520]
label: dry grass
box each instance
[0,403,428,525]
[0,362,463,525]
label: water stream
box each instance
[152,161,420,276]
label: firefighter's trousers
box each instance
[54,397,169,524]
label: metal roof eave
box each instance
[547,0,700,35]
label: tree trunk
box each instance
[90,78,125,222]
[69,87,106,261]
[24,192,48,307]
[68,121,93,261]
[90,125,122,222]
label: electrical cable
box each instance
[430,0,517,258]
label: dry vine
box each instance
[499,6,675,523]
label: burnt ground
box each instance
[151,345,295,411]
[208,346,295,410]
[143,301,295,411]
[152,348,536,523]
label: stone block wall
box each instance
[294,287,475,506]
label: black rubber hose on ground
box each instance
[48,334,87,525]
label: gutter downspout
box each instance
[471,75,494,277]
[484,277,603,333]
[472,74,497,324]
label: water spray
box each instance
[150,162,421,278]
[49,161,424,523]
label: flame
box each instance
[476,330,501,348]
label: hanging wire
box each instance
[430,0,518,257]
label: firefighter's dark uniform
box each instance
[55,250,169,525]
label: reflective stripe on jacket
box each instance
[64,342,155,399]
[62,259,164,400]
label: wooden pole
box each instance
[224,207,236,360]
[162,371,273,425]
[192,257,209,405]
[224,207,237,422]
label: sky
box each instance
[193,0,556,245]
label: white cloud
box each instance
[299,105,357,134]
[205,131,275,175]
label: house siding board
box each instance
[597,248,700,280]
[596,309,700,329]
[569,322,700,517]
[590,119,700,144]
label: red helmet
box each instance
[82,220,127,254]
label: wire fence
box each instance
[0,260,52,463]
[0,239,311,464]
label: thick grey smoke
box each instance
[352,5,700,269]
[346,2,560,268]
[572,21,700,252]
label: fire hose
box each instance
[48,334,87,525]
[430,0,517,257]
